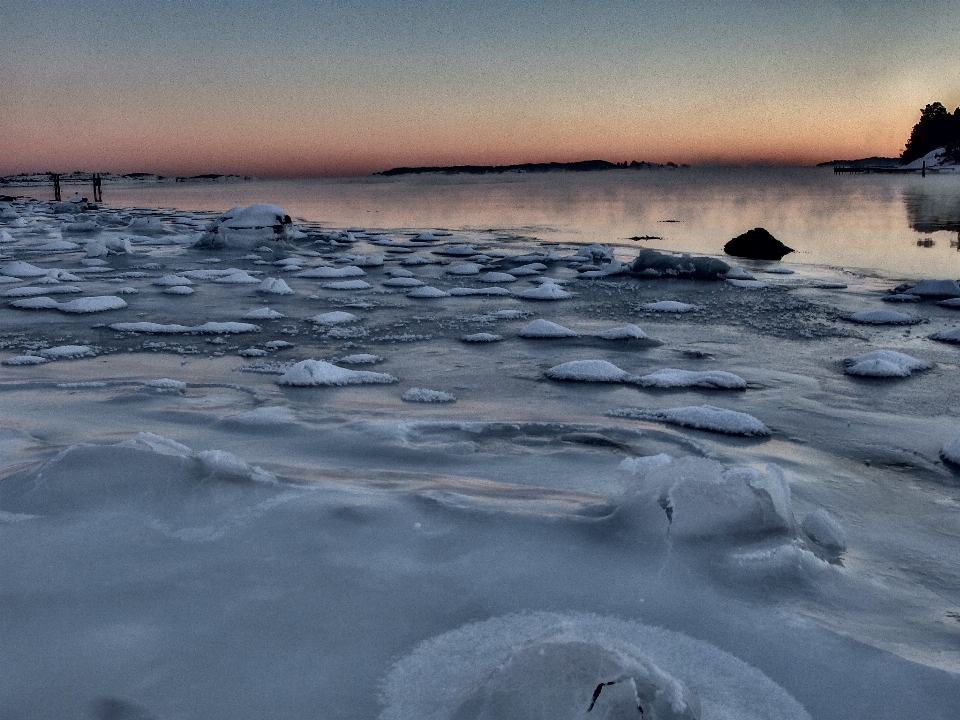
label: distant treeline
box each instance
[902,102,960,164]
[376,159,683,176]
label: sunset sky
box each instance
[2,0,959,178]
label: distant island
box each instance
[375,159,686,176]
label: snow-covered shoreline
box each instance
[1,198,959,720]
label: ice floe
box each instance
[402,388,457,403]
[380,612,810,720]
[407,286,450,298]
[516,281,572,300]
[307,311,359,325]
[518,319,580,338]
[846,310,921,325]
[842,350,932,378]
[109,321,260,334]
[635,369,747,389]
[275,359,397,386]
[610,404,770,436]
[545,360,632,382]
[640,300,698,313]
[10,295,127,313]
[941,431,960,466]
[596,324,649,340]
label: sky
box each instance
[1,0,959,178]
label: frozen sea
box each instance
[1,169,960,720]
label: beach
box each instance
[1,189,959,719]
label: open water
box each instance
[19,165,959,281]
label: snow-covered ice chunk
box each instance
[399,255,436,265]
[847,310,921,325]
[610,404,770,436]
[518,319,580,338]
[509,262,546,276]
[11,296,128,313]
[109,321,260,334]
[337,353,383,364]
[2,355,49,366]
[447,263,482,276]
[545,360,632,382]
[39,345,96,359]
[34,240,80,252]
[801,509,846,551]
[634,369,747,389]
[407,286,450,298]
[125,216,170,236]
[257,277,294,294]
[433,244,478,256]
[597,324,648,340]
[930,327,960,343]
[461,333,502,343]
[379,612,811,720]
[941,430,960,466]
[195,449,277,484]
[340,253,385,267]
[213,270,260,284]
[724,267,756,280]
[448,287,510,296]
[154,275,194,287]
[516,282,572,300]
[905,279,960,298]
[937,298,960,308]
[243,307,284,320]
[163,285,194,296]
[479,271,517,283]
[197,203,296,249]
[307,311,358,324]
[320,279,372,290]
[295,265,365,278]
[239,347,268,357]
[275,359,397,386]
[640,301,698,313]
[0,261,51,278]
[402,387,457,403]
[882,293,920,303]
[382,277,424,288]
[617,456,794,537]
[4,285,83,298]
[842,350,931,378]
[726,278,769,289]
[146,378,187,392]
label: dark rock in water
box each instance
[628,248,730,280]
[724,228,794,260]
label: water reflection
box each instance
[903,180,960,234]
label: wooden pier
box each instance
[833,166,918,174]
[51,173,103,203]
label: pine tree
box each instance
[901,103,960,164]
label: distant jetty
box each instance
[0,172,252,187]
[376,159,684,177]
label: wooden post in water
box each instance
[52,173,61,202]
[92,174,102,203]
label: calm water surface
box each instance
[17,167,960,279]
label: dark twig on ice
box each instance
[587,679,643,714]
